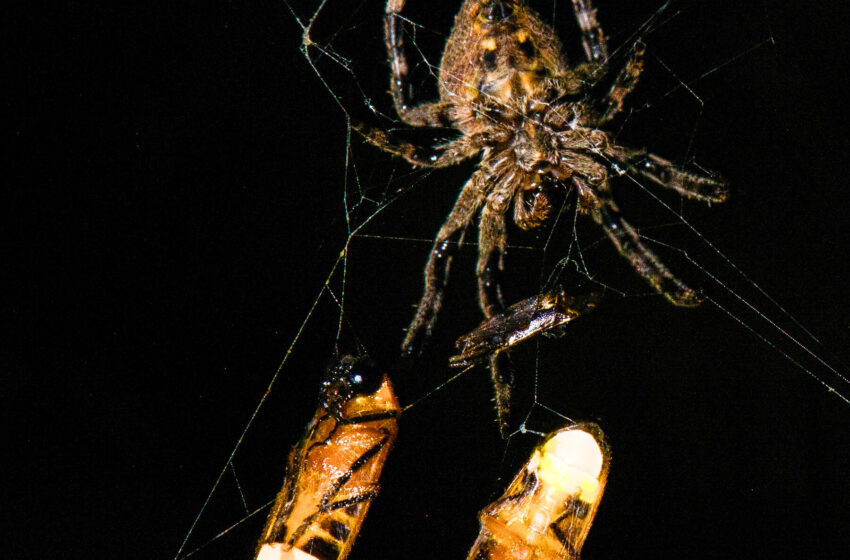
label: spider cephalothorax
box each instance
[356,0,727,361]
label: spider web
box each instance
[169,1,850,558]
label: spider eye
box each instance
[479,0,516,22]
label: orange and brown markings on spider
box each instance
[354,0,728,365]
[256,357,401,560]
[467,423,611,560]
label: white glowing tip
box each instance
[256,544,320,560]
[540,429,603,481]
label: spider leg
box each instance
[489,353,513,438]
[581,176,703,306]
[477,176,526,436]
[477,189,513,318]
[571,0,608,65]
[385,0,455,127]
[606,146,728,204]
[352,121,481,168]
[353,0,488,168]
[402,171,488,357]
[599,41,646,124]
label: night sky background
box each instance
[7,1,850,559]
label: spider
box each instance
[353,0,727,357]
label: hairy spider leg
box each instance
[578,165,704,306]
[571,0,647,125]
[607,146,729,204]
[570,0,647,125]
[599,40,646,124]
[597,204,702,306]
[488,353,514,438]
[474,170,529,434]
[351,121,480,168]
[402,172,489,356]
[571,0,608,64]
[351,0,489,167]
[477,174,520,318]
[385,0,457,126]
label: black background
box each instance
[7,1,850,559]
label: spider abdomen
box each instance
[438,0,568,108]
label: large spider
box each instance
[354,0,727,358]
